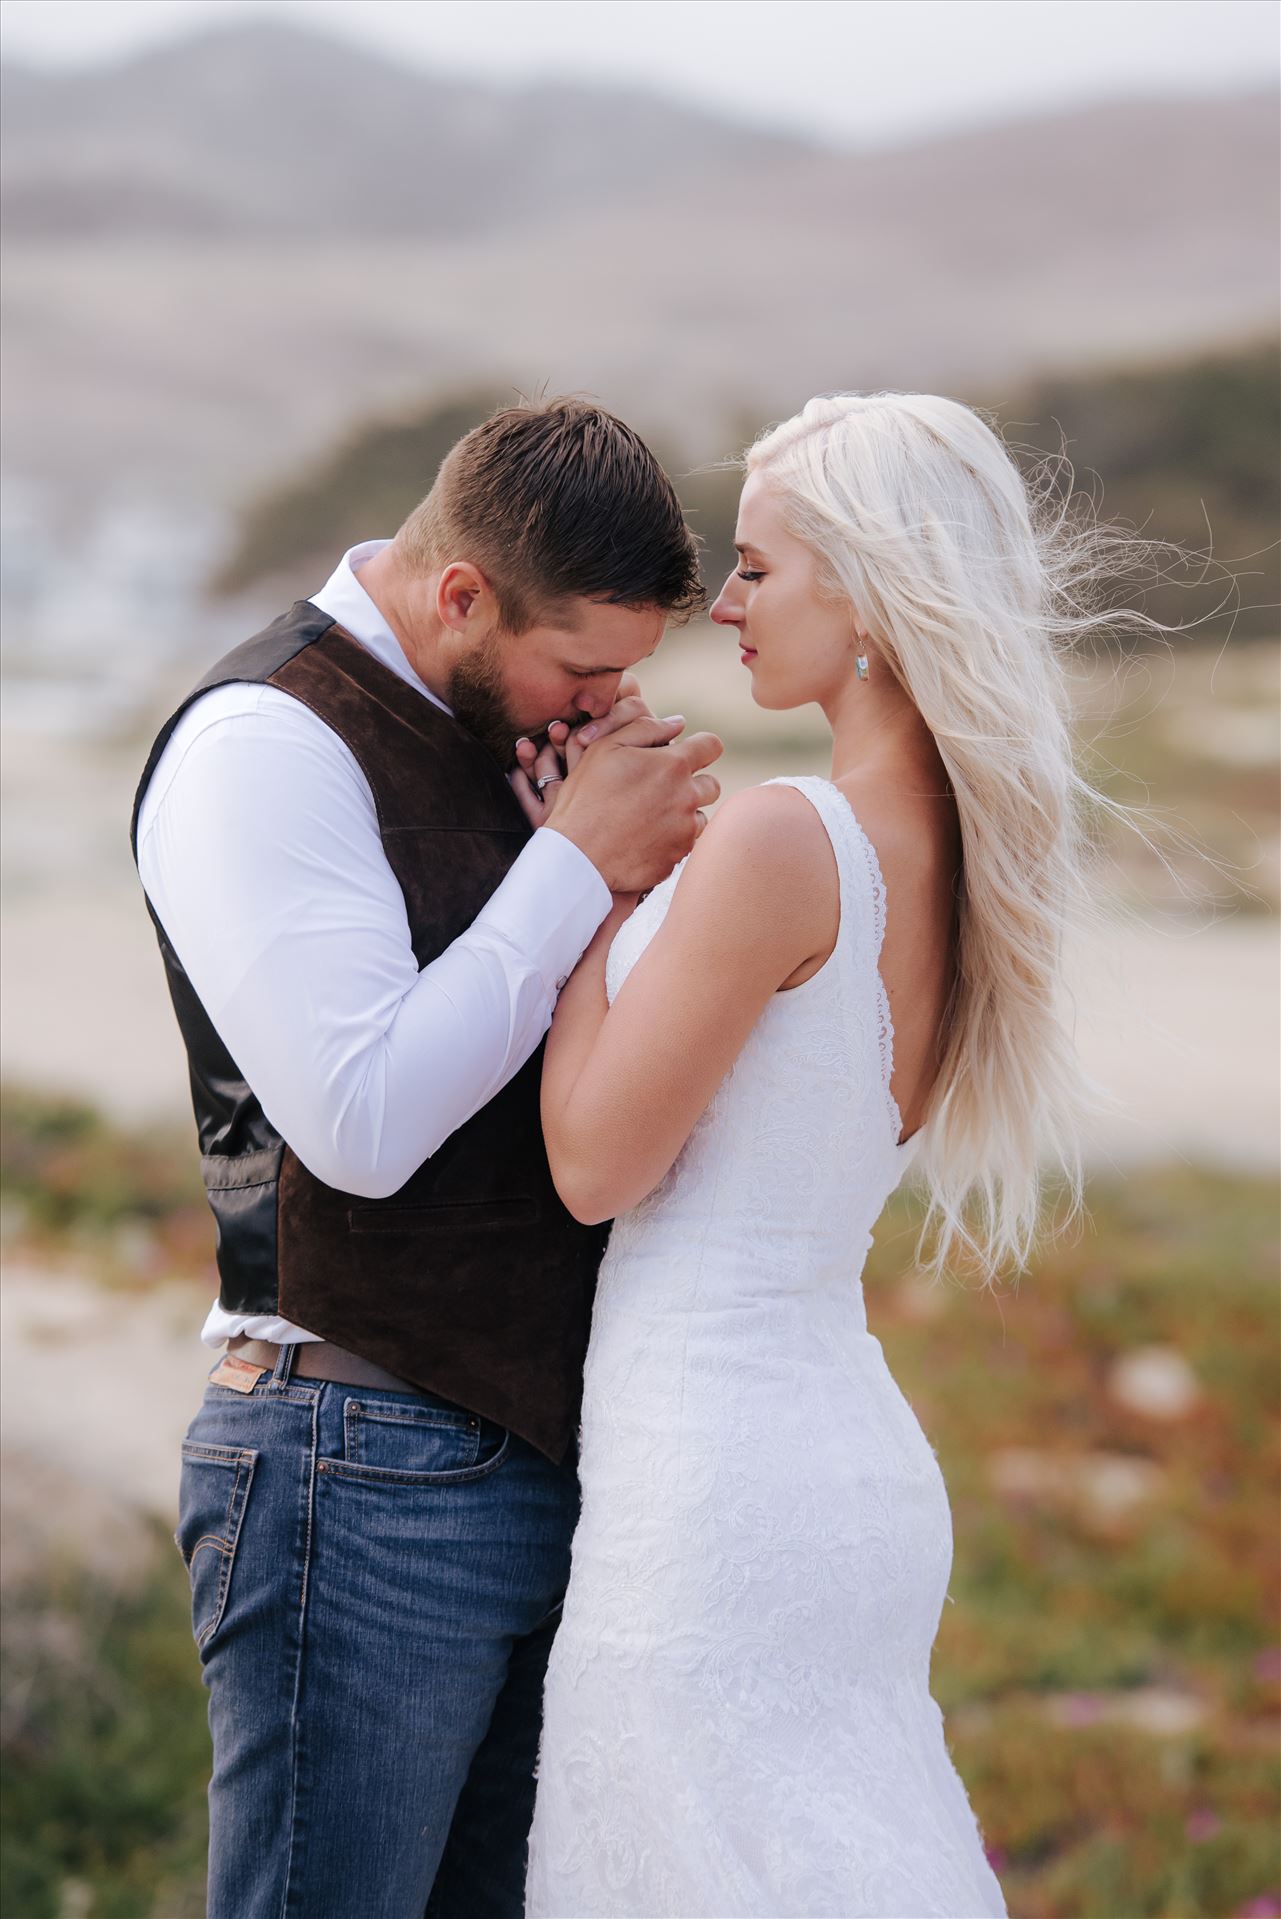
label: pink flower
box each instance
[1234,1897,1281,1917]
[1056,1692,1107,1726]
[1185,1808,1221,1843]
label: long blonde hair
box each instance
[747,392,1162,1284]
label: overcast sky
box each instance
[1,0,1276,146]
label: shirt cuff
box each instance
[470,827,612,996]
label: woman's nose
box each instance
[709,585,742,626]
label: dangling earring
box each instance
[854,638,869,682]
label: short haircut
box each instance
[395,397,705,631]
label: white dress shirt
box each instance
[135,541,611,1349]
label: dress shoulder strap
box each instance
[761,776,906,1151]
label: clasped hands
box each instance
[508,674,724,899]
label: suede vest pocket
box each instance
[345,1196,539,1235]
[175,1441,258,1649]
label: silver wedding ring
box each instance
[536,774,564,792]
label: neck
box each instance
[355,544,452,703]
[823,659,948,794]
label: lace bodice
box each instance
[601,775,921,1320]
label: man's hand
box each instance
[512,671,653,797]
[511,711,724,896]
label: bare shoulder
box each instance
[669,781,838,958]
[695,782,836,884]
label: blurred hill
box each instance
[212,342,1280,642]
[1,20,1276,517]
[0,22,811,240]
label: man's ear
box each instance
[436,560,492,634]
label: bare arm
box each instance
[540,785,839,1224]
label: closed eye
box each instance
[736,569,765,582]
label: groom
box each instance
[130,399,722,1918]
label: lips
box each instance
[739,644,757,664]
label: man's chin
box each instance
[444,686,522,769]
[444,653,580,771]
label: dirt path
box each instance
[1,1267,213,1529]
[3,888,1276,1165]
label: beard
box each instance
[444,635,525,769]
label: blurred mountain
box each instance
[1,21,1277,517]
[0,22,813,239]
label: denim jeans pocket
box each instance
[175,1440,258,1650]
[322,1395,509,1486]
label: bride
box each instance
[513,392,1100,1918]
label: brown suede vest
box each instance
[131,601,608,1460]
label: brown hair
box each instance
[395,397,705,631]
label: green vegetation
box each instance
[865,1166,1281,1918]
[2,1095,1277,1917]
[209,381,747,607]
[211,341,1279,642]
[0,1086,208,1285]
[1,1546,210,1919]
[1006,341,1280,645]
[209,387,513,600]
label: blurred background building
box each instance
[1,4,1277,1915]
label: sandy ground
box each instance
[2,882,1276,1164]
[0,1267,215,1581]
[0,1268,214,1566]
[3,634,1276,1150]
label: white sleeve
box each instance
[135,686,610,1198]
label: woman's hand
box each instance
[510,727,572,825]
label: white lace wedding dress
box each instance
[526,777,1007,1919]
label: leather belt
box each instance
[227,1335,426,1396]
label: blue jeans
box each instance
[175,1343,580,1918]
